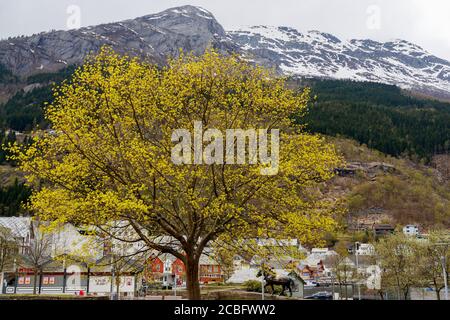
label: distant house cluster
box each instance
[0,215,436,300]
[0,217,225,297]
[0,217,143,297]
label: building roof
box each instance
[0,217,31,238]
[374,224,395,230]
[199,254,220,265]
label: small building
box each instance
[288,271,306,299]
[199,255,223,284]
[147,253,224,288]
[403,225,419,237]
[298,261,325,280]
[147,254,184,288]
[355,243,375,256]
[2,258,142,298]
[373,224,395,237]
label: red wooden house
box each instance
[199,255,222,284]
[298,260,325,280]
[146,254,223,286]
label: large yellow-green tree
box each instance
[14,48,342,299]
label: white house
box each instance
[88,274,136,297]
[306,248,338,264]
[51,224,103,260]
[0,218,143,297]
[355,243,375,256]
[403,225,420,237]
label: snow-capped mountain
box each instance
[1,6,449,98]
[228,25,450,98]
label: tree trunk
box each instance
[433,281,441,300]
[33,268,38,295]
[38,269,43,294]
[185,256,201,300]
[403,287,409,300]
[116,275,120,300]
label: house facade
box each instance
[403,225,420,237]
[298,261,326,280]
[355,243,375,256]
[0,217,143,297]
[147,253,223,287]
[373,224,395,237]
[2,260,140,297]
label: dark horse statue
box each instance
[257,268,294,297]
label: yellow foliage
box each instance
[12,47,343,298]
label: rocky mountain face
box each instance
[1,5,450,98]
[0,6,236,76]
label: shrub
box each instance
[243,280,284,294]
[243,280,262,292]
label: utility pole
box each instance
[355,242,361,300]
[331,274,335,300]
[110,255,115,300]
[86,267,90,295]
[62,258,66,294]
[441,255,448,301]
[261,260,265,301]
[13,258,17,294]
[174,274,177,297]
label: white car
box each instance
[305,280,320,287]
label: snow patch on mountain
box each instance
[1,6,449,98]
[228,26,450,97]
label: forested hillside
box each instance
[326,137,450,229]
[0,63,18,84]
[295,79,450,162]
[1,66,450,223]
[0,65,76,132]
[2,66,450,162]
[0,177,31,217]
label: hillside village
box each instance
[0,134,449,300]
[0,215,447,300]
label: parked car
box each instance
[304,291,333,300]
[304,280,320,287]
